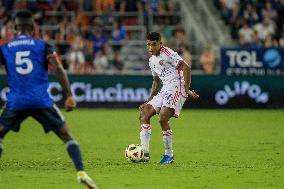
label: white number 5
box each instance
[16,51,33,74]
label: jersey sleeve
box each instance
[151,68,158,76]
[168,51,183,68]
[149,59,158,76]
[161,47,183,68]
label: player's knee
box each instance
[159,114,169,124]
[139,111,146,122]
[58,129,73,142]
[140,109,151,122]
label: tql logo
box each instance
[215,81,269,105]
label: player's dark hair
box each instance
[147,32,161,41]
[15,10,34,33]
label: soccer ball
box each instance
[125,144,144,162]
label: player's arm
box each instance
[139,76,161,111]
[179,60,199,99]
[180,60,191,93]
[48,55,76,111]
[49,56,72,97]
[147,76,161,102]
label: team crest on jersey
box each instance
[159,60,164,65]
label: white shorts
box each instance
[147,81,187,118]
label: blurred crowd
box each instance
[1,0,189,74]
[215,0,284,48]
[1,1,283,75]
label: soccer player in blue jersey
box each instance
[0,10,98,189]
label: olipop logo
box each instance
[263,49,281,68]
[215,81,269,105]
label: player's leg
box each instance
[53,126,85,170]
[32,106,97,188]
[159,107,175,164]
[0,108,28,159]
[0,127,9,158]
[139,91,164,162]
[158,81,187,164]
[32,107,85,171]
[53,126,98,188]
[139,104,156,158]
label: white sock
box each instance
[140,124,151,153]
[162,129,173,156]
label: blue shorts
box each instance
[0,105,65,133]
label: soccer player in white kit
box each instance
[139,32,199,164]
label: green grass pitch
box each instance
[0,109,283,189]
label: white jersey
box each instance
[147,46,187,117]
[149,46,184,85]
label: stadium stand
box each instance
[214,0,284,48]
[0,0,283,75]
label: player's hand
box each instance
[65,96,76,112]
[186,90,199,99]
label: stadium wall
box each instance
[0,75,283,109]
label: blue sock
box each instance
[66,140,84,171]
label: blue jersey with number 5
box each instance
[0,35,54,110]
